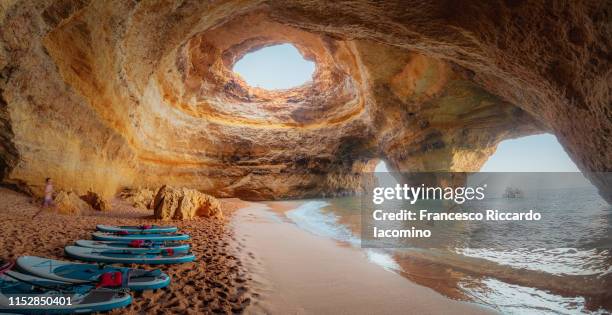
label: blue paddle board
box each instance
[92,232,190,242]
[0,270,131,314]
[65,246,196,265]
[96,224,178,234]
[75,240,190,253]
[17,256,171,291]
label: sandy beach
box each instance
[0,187,497,314]
[0,187,253,314]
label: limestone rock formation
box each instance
[119,187,155,210]
[0,1,609,202]
[54,191,91,215]
[153,186,223,221]
[80,191,110,211]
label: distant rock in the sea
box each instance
[503,187,524,199]
[153,185,223,221]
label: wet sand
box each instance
[0,187,253,314]
[233,201,495,314]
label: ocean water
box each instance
[277,184,612,314]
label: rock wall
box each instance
[0,1,609,201]
[267,0,612,200]
[0,86,18,181]
[153,186,223,221]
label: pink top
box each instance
[45,183,53,198]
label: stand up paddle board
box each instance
[96,224,178,234]
[16,256,170,291]
[65,246,196,265]
[75,240,190,253]
[92,232,190,242]
[0,269,131,314]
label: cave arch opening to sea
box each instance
[481,134,579,172]
[232,43,315,90]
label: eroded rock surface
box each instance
[54,191,91,215]
[80,191,110,211]
[119,187,155,210]
[0,1,609,201]
[153,186,223,221]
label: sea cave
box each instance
[0,1,610,314]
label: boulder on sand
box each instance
[80,191,110,211]
[54,191,92,215]
[119,187,155,210]
[153,185,223,221]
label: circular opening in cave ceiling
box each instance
[232,43,315,90]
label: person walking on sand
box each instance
[33,178,54,218]
[42,177,54,208]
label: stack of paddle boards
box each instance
[1,256,173,314]
[0,264,131,313]
[65,225,195,265]
[1,224,191,313]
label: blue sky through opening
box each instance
[233,44,315,90]
[480,134,578,172]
